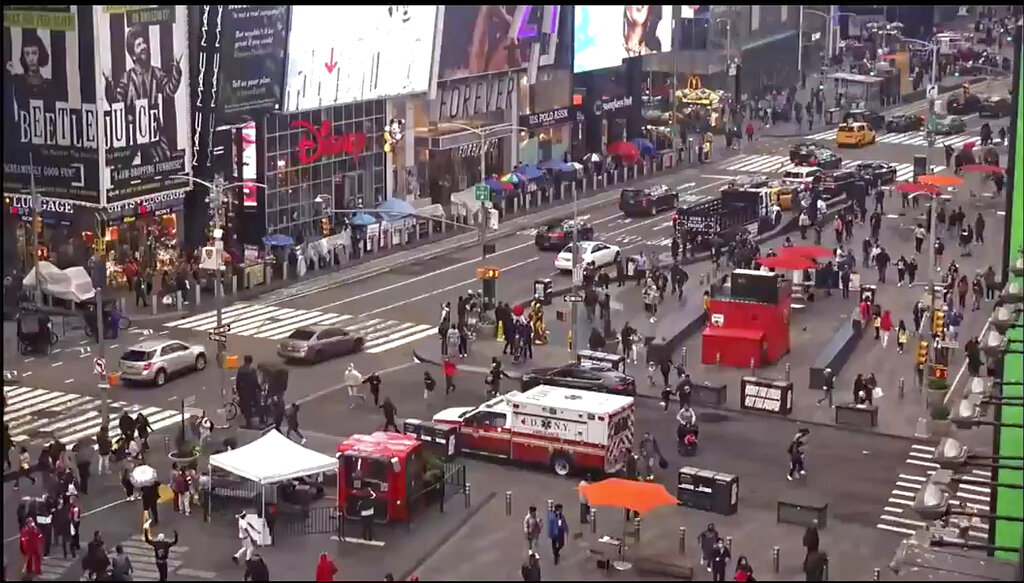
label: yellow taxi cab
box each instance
[765,183,798,210]
[836,122,876,147]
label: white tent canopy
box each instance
[209,430,336,485]
[22,261,95,302]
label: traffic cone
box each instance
[496,320,504,342]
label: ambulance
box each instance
[432,385,635,476]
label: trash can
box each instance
[824,108,841,126]
[534,279,553,305]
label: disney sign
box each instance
[290,120,367,165]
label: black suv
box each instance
[850,161,897,186]
[842,109,885,132]
[885,113,925,133]
[789,144,842,170]
[534,219,595,251]
[619,185,678,217]
[979,96,1011,118]
[946,93,983,115]
[520,363,637,396]
[814,169,860,198]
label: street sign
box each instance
[810,32,821,41]
[212,324,231,334]
[474,185,490,202]
[563,294,584,303]
[926,84,938,100]
[93,358,106,375]
[208,333,228,343]
[183,395,197,408]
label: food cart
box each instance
[337,432,424,523]
[675,76,729,134]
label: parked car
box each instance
[842,109,885,132]
[521,363,636,396]
[946,93,982,115]
[619,185,678,216]
[814,169,860,198]
[850,161,898,186]
[978,96,1012,118]
[277,325,364,363]
[930,115,967,135]
[554,241,621,271]
[118,339,207,386]
[781,166,823,188]
[789,144,842,169]
[885,113,925,133]
[836,122,876,147]
[534,219,595,251]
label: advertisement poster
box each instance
[217,5,288,121]
[282,6,437,113]
[2,6,100,203]
[436,6,562,81]
[97,5,192,203]
[573,5,672,73]
[240,121,258,207]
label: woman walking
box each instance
[896,320,909,354]
[879,310,893,348]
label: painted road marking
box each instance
[722,155,946,182]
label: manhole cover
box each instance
[697,411,730,423]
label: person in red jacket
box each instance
[20,518,43,577]
[745,122,754,143]
[315,552,337,582]
[879,310,894,348]
[443,358,457,395]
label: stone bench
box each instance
[633,553,695,580]
[808,308,864,390]
[777,494,829,529]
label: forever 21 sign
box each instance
[519,106,583,132]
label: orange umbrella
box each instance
[960,164,1004,176]
[918,174,963,187]
[894,181,939,195]
[578,478,679,515]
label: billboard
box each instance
[2,6,101,204]
[435,5,552,81]
[282,6,437,113]
[573,5,672,73]
[97,6,192,203]
[217,6,289,122]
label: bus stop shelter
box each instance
[827,72,887,111]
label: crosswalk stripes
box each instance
[802,129,980,149]
[3,385,182,449]
[721,155,946,181]
[163,303,437,354]
[76,534,194,582]
[32,555,76,580]
[876,443,992,540]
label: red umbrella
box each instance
[780,245,832,259]
[960,164,1004,176]
[757,255,816,270]
[607,141,640,163]
[894,182,939,195]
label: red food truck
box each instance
[337,432,423,523]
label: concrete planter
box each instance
[928,419,954,439]
[926,388,949,410]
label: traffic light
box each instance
[476,266,501,280]
[932,308,945,336]
[916,340,930,366]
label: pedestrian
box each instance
[523,505,543,551]
[443,358,457,394]
[547,503,568,564]
[121,460,136,501]
[578,476,591,524]
[621,322,637,365]
[118,411,136,447]
[13,445,35,489]
[875,246,890,283]
[51,498,72,560]
[135,411,152,452]
[975,212,985,244]
[972,275,984,311]
[144,530,178,582]
[84,531,108,582]
[72,439,93,495]
[787,429,808,481]
[271,396,286,433]
[804,549,828,581]
[67,495,81,557]
[803,520,821,563]
[698,523,721,572]
[172,465,192,516]
[285,402,306,444]
[735,556,755,581]
[96,427,112,476]
[20,518,43,578]
[423,371,436,401]
[233,511,258,564]
[895,256,907,287]
[315,552,338,582]
[364,372,382,408]
[907,257,918,286]
[457,323,469,358]
[839,268,851,299]
[880,310,893,348]
[745,121,754,142]
[344,363,366,408]
[245,553,271,581]
[711,537,732,582]
[983,266,997,300]
[141,480,161,526]
[957,275,969,310]
[381,397,399,432]
[521,551,542,581]
[816,368,835,407]
[110,544,134,581]
[897,321,909,354]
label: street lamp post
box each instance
[175,174,265,428]
[714,18,732,60]
[27,151,42,304]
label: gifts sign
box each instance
[290,120,366,164]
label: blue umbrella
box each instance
[263,233,294,246]
[349,212,377,226]
[631,138,656,156]
[485,178,512,192]
[516,164,546,180]
[375,198,416,221]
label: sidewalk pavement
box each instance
[118,144,738,326]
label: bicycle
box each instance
[224,397,240,422]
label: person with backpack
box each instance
[144,530,178,581]
[83,531,109,581]
[523,506,543,552]
[423,371,436,402]
[171,466,192,516]
[109,544,134,581]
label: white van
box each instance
[782,166,822,186]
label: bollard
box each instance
[589,509,597,534]
[726,536,732,552]
[678,527,686,555]
[505,491,512,516]
[175,291,183,311]
[194,284,201,307]
[716,352,722,366]
[873,567,880,581]
[785,363,791,381]
[633,516,641,542]
[464,483,471,508]
[773,546,780,573]
[681,347,688,368]
[899,377,905,400]
[750,358,756,376]
[151,294,158,315]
